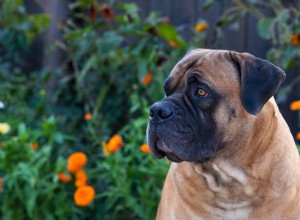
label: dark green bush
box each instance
[0,0,208,219]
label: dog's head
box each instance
[146,49,285,163]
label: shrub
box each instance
[0,0,208,219]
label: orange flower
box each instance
[194,23,208,32]
[290,100,300,111]
[142,70,152,85]
[168,40,179,47]
[84,113,92,120]
[297,132,300,140]
[290,34,300,46]
[88,2,97,21]
[107,134,124,153]
[140,143,151,154]
[67,152,88,173]
[58,172,72,183]
[74,185,96,207]
[30,143,39,150]
[75,170,88,187]
[99,4,115,20]
[0,176,3,192]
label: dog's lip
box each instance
[149,139,165,159]
[165,153,183,163]
[158,141,174,154]
[150,139,183,162]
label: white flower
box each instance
[0,101,5,109]
[0,123,10,134]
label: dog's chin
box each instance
[165,153,183,163]
[149,139,183,163]
[148,135,215,163]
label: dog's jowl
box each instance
[147,49,300,220]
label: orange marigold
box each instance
[107,134,124,153]
[290,33,300,46]
[290,100,300,111]
[99,4,115,20]
[67,152,88,173]
[75,170,88,187]
[84,113,92,120]
[140,143,151,154]
[30,143,39,150]
[194,23,208,32]
[58,172,72,183]
[142,70,152,85]
[297,132,300,140]
[74,185,96,207]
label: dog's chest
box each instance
[193,161,259,219]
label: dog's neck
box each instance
[194,160,259,217]
[214,99,299,186]
[171,161,258,218]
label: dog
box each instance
[146,49,300,219]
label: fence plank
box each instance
[150,0,171,17]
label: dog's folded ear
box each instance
[229,51,286,115]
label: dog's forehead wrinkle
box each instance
[168,53,208,92]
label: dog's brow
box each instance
[187,73,204,84]
[163,77,173,95]
[186,74,198,83]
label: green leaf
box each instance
[26,189,37,217]
[42,116,56,137]
[203,0,215,10]
[157,23,178,41]
[137,58,148,81]
[18,123,28,142]
[100,31,124,53]
[117,3,138,14]
[78,55,97,83]
[53,132,64,144]
[55,156,67,173]
[277,9,290,22]
[257,18,273,40]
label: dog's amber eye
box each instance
[196,88,208,97]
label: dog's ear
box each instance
[229,52,286,115]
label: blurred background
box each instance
[0,0,300,219]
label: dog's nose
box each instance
[149,102,173,124]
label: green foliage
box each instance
[0,1,208,219]
[0,0,50,62]
[93,93,170,219]
[51,1,191,144]
[0,118,83,220]
[215,0,300,71]
[0,0,50,129]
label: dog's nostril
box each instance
[158,109,172,119]
[150,109,154,118]
[149,102,173,123]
